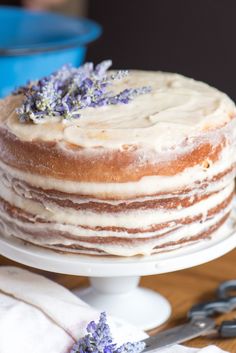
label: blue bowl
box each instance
[0,6,101,97]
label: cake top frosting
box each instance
[0,69,235,151]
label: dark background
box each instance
[2,0,236,100]
[87,0,236,101]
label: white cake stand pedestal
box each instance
[75,276,171,330]
[0,216,235,330]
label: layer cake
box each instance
[0,67,235,256]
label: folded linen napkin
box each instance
[0,267,229,353]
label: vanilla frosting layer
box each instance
[1,71,235,151]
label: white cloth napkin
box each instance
[0,267,229,353]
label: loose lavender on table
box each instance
[14,60,151,124]
[69,312,145,353]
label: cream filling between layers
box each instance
[0,143,235,199]
[0,173,233,229]
[0,194,232,240]
[0,203,231,256]
[5,166,235,205]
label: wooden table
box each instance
[1,249,236,352]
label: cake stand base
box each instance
[74,276,171,330]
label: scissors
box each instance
[143,280,236,351]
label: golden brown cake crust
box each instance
[0,125,230,182]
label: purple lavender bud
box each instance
[84,78,94,88]
[95,60,112,78]
[111,70,129,81]
[87,321,97,333]
[115,342,145,353]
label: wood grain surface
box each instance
[1,249,236,352]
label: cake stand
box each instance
[0,213,236,331]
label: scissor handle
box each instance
[188,280,236,319]
[188,298,236,319]
[217,280,236,301]
[219,320,236,338]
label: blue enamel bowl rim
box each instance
[0,5,102,56]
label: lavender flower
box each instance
[14,60,151,123]
[69,312,145,353]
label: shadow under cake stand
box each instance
[0,212,236,331]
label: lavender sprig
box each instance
[14,60,151,123]
[70,312,145,353]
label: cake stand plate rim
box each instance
[0,214,235,276]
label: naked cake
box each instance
[0,61,235,256]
